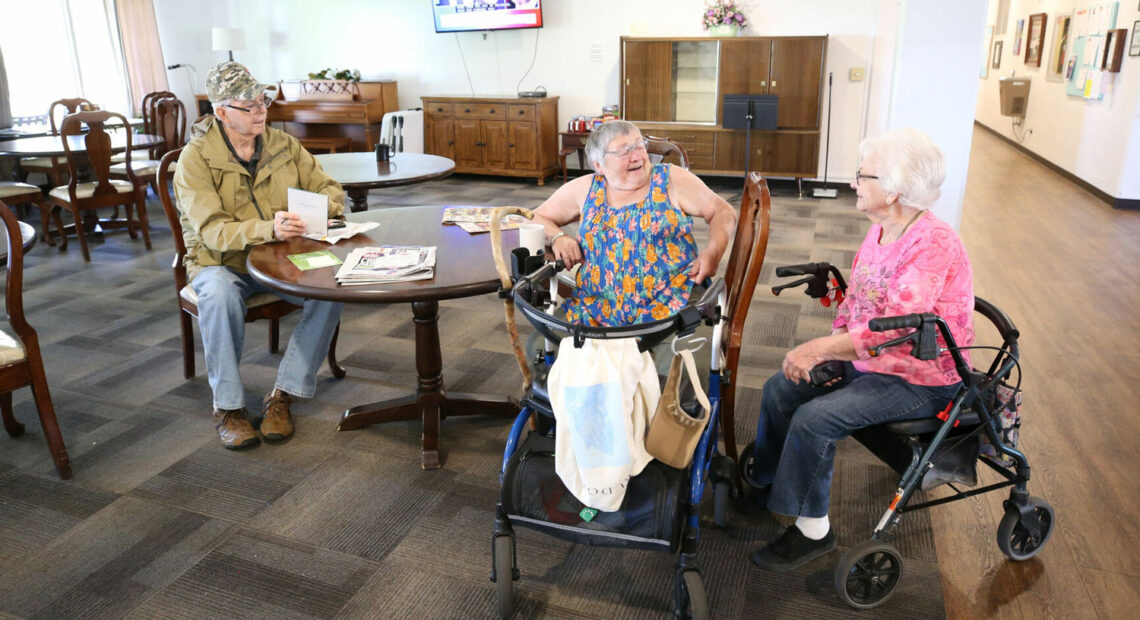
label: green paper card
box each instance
[288,250,343,270]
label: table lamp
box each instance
[212,27,245,61]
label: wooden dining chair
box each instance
[111,97,185,222]
[113,90,177,164]
[156,148,345,380]
[0,182,61,247]
[0,200,72,479]
[19,98,95,188]
[645,135,690,169]
[719,172,772,467]
[49,109,150,262]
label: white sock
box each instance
[795,515,830,540]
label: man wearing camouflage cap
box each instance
[174,61,345,450]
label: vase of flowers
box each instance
[702,1,747,36]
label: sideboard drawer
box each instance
[457,103,507,120]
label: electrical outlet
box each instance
[849,67,866,81]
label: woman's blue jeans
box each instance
[748,363,959,518]
[192,266,344,411]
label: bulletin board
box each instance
[1065,2,1119,99]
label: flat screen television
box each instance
[432,0,543,33]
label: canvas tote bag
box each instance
[645,348,711,468]
[548,336,661,512]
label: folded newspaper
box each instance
[334,246,437,285]
[303,221,379,244]
[441,207,527,234]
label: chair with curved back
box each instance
[0,182,59,247]
[48,109,149,261]
[111,96,186,224]
[645,135,690,170]
[155,148,345,380]
[719,172,772,467]
[113,90,177,164]
[0,200,72,479]
[18,98,95,188]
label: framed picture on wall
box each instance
[982,25,994,78]
[1131,20,1140,57]
[1025,13,1047,67]
[1014,18,1025,55]
[1103,28,1126,71]
[993,40,1003,68]
[1047,14,1072,81]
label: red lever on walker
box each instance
[935,402,958,427]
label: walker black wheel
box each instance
[493,535,517,618]
[738,440,759,487]
[834,540,904,610]
[713,480,732,528]
[678,570,709,620]
[997,497,1054,561]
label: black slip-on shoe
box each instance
[750,524,837,572]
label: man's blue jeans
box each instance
[192,266,344,411]
[748,363,959,518]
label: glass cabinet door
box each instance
[672,41,718,123]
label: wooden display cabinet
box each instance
[621,35,827,181]
[267,80,398,152]
[422,96,559,185]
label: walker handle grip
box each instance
[869,314,923,332]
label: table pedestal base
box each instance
[346,188,369,212]
[336,299,518,469]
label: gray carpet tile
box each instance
[0,176,950,618]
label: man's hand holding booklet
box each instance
[287,187,377,243]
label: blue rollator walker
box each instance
[740,262,1055,609]
[483,178,772,618]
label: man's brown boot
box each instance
[260,389,294,442]
[212,408,260,449]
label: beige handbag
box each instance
[645,348,711,469]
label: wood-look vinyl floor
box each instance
[934,126,1140,619]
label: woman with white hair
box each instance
[743,128,975,572]
[530,120,736,326]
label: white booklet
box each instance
[287,188,329,238]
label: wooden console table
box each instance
[268,81,399,152]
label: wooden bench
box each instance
[298,136,354,154]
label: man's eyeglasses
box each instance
[224,96,273,114]
[605,138,649,159]
[854,170,880,185]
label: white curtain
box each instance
[0,46,11,128]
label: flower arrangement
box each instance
[307,68,361,82]
[702,1,748,30]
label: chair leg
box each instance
[33,198,56,247]
[180,311,196,379]
[27,364,72,480]
[722,383,740,469]
[269,318,280,353]
[70,205,91,262]
[1,391,25,437]
[52,206,68,251]
[134,188,152,250]
[124,202,139,240]
[328,322,346,379]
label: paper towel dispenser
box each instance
[999,77,1031,118]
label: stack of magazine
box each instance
[334,246,437,285]
[441,207,527,234]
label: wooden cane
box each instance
[489,206,536,392]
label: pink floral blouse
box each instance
[833,212,974,386]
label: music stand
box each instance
[723,94,778,175]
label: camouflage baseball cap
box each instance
[205,61,277,104]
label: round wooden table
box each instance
[0,133,163,157]
[247,205,520,469]
[315,152,455,213]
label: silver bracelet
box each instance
[549,231,569,245]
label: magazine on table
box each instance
[334,246,437,284]
[441,207,527,234]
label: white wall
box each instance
[150,0,987,220]
[975,0,1140,201]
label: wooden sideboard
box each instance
[268,81,399,152]
[422,95,559,185]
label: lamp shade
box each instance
[211,27,245,52]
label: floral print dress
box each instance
[563,164,699,327]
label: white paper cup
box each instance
[519,223,545,256]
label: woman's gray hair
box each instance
[857,128,945,209]
[584,120,641,169]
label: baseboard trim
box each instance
[973,121,1130,209]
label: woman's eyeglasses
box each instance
[605,138,649,159]
[854,170,880,185]
[224,96,274,114]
